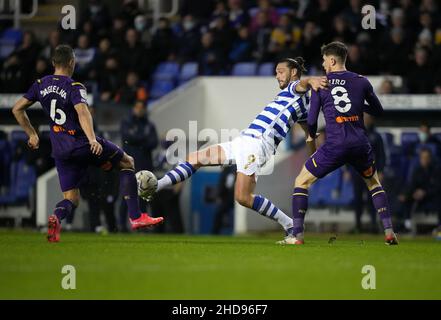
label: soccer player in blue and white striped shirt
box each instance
[142,58,327,236]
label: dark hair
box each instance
[52,45,74,68]
[278,57,307,77]
[321,41,348,64]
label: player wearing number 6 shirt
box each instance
[278,42,398,245]
[12,45,163,242]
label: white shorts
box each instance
[219,135,272,178]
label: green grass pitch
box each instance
[0,230,440,299]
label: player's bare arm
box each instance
[74,103,103,156]
[295,76,328,93]
[298,122,317,156]
[12,97,39,150]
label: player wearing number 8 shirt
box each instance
[12,45,163,242]
[278,42,398,245]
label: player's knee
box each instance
[120,154,135,170]
[186,152,201,169]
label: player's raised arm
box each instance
[74,103,102,155]
[295,76,328,93]
[298,122,317,156]
[12,97,39,150]
[307,89,321,142]
[363,78,384,116]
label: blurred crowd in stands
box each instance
[1,0,441,102]
[1,0,441,234]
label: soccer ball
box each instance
[135,170,158,199]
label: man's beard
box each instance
[279,77,290,89]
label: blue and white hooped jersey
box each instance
[242,80,310,148]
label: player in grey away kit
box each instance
[12,45,163,242]
[279,42,398,245]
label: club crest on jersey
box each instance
[244,154,256,169]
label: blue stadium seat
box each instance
[150,79,175,99]
[401,132,419,155]
[231,62,257,76]
[179,62,198,84]
[381,132,394,148]
[0,28,23,45]
[276,7,292,15]
[320,169,342,206]
[10,130,28,150]
[13,159,36,201]
[257,63,274,76]
[0,39,16,59]
[309,179,322,206]
[334,174,354,206]
[310,169,343,206]
[153,62,180,81]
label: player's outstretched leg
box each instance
[278,165,317,245]
[145,145,226,200]
[234,173,293,235]
[48,190,79,243]
[119,153,164,230]
[364,172,398,245]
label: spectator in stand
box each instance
[41,30,60,60]
[381,27,412,76]
[211,0,228,21]
[332,15,355,44]
[418,122,441,154]
[210,15,235,58]
[269,13,302,59]
[115,71,148,105]
[407,47,435,93]
[80,20,99,47]
[74,34,96,82]
[177,15,201,63]
[397,148,441,233]
[346,44,369,75]
[99,56,124,102]
[110,15,128,49]
[151,17,177,64]
[342,0,363,33]
[250,0,279,32]
[121,101,158,175]
[121,28,148,77]
[13,31,40,87]
[297,21,324,72]
[229,26,254,63]
[252,11,274,62]
[198,31,226,75]
[180,0,216,24]
[227,0,249,28]
[0,54,27,93]
[120,0,143,24]
[134,14,151,45]
[80,0,112,37]
[94,38,118,76]
[304,0,336,42]
[378,79,396,94]
[32,58,51,82]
